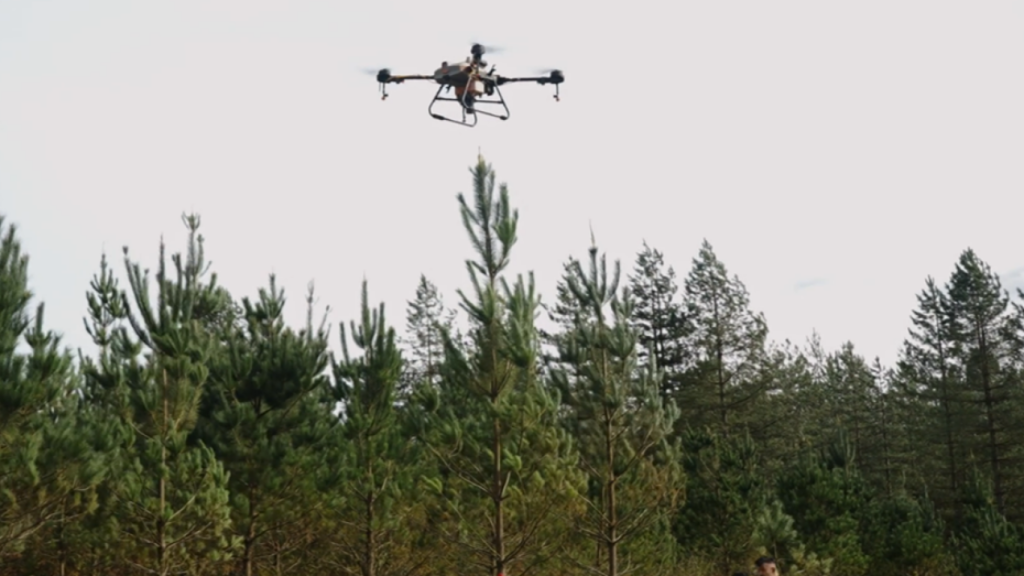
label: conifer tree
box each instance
[859,490,951,576]
[538,256,589,386]
[544,258,584,334]
[73,252,144,573]
[328,280,421,576]
[819,344,875,450]
[814,344,902,494]
[776,433,871,576]
[628,241,689,397]
[752,338,821,472]
[0,216,101,561]
[107,214,237,574]
[944,249,1024,516]
[677,240,770,438]
[197,276,333,576]
[674,428,765,573]
[404,274,455,391]
[550,241,683,576]
[11,370,119,575]
[869,359,909,497]
[895,276,967,513]
[413,155,579,576]
[952,468,1024,576]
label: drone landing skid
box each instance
[427,84,510,127]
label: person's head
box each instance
[754,556,778,576]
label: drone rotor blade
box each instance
[470,41,505,56]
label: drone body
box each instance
[372,44,564,127]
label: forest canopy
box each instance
[2,156,1024,576]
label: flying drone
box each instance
[368,43,564,127]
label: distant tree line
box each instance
[2,156,1024,576]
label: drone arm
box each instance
[494,76,549,85]
[384,74,434,84]
[494,73,563,101]
[376,73,434,100]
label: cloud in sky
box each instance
[794,278,828,292]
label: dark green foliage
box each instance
[327,280,423,576]
[860,492,954,576]
[628,241,689,397]
[109,214,237,574]
[550,240,683,576]
[403,274,456,393]
[0,216,99,562]
[944,249,1023,517]
[776,434,871,576]
[678,240,770,437]
[674,428,765,573]
[539,256,585,380]
[197,275,332,576]
[816,344,903,496]
[953,471,1024,576]
[412,156,579,576]
[4,158,1024,576]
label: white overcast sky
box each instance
[1,1,1022,368]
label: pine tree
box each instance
[544,257,584,334]
[550,241,683,576]
[538,256,592,390]
[0,216,101,562]
[327,280,421,576]
[404,274,456,392]
[679,239,769,436]
[952,468,1024,576]
[859,490,951,576]
[895,276,967,514]
[674,428,766,573]
[867,359,903,498]
[752,337,821,475]
[816,343,900,494]
[73,252,142,573]
[776,433,872,576]
[106,214,237,574]
[944,249,1023,516]
[413,155,579,576]
[628,241,689,397]
[196,276,333,576]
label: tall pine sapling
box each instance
[414,155,579,576]
[197,276,332,576]
[0,216,89,560]
[111,214,237,574]
[329,280,420,576]
[551,240,683,576]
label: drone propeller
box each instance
[359,67,393,83]
[470,42,504,57]
[533,68,565,84]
